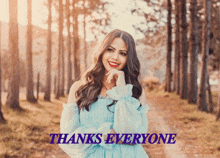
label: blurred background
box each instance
[0,0,220,157]
[0,0,219,102]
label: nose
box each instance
[112,51,119,60]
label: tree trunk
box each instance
[188,0,199,104]
[179,0,188,99]
[217,63,220,121]
[0,21,6,123]
[206,74,214,112]
[174,0,180,94]
[60,33,65,97]
[165,0,172,92]
[198,0,211,112]
[44,0,52,101]
[54,75,57,95]
[36,72,40,100]
[83,0,87,71]
[72,3,81,81]
[66,0,72,94]
[6,0,21,110]
[55,0,63,99]
[71,24,75,81]
[26,0,36,103]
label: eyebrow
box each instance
[109,45,128,53]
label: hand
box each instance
[109,128,123,144]
[103,129,116,141]
[103,128,123,144]
[104,129,136,145]
[106,69,126,86]
[110,129,136,145]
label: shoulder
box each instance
[69,80,84,93]
[68,80,84,103]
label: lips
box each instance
[109,61,119,68]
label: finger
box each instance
[108,70,119,78]
[106,70,113,76]
[110,128,116,134]
[106,69,120,83]
[107,73,114,83]
[106,74,110,83]
[107,74,113,83]
[107,69,119,75]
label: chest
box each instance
[79,98,115,127]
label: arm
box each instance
[60,81,81,134]
[106,84,149,144]
[104,69,149,143]
[67,80,79,103]
[59,81,114,157]
[103,88,149,143]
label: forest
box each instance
[0,0,220,157]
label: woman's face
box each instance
[102,37,128,73]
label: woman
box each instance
[59,29,149,158]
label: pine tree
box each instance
[179,0,188,99]
[188,0,199,104]
[26,0,37,102]
[6,0,21,110]
[198,0,211,112]
[165,0,172,92]
[44,0,52,101]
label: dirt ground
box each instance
[44,92,193,158]
[144,99,188,158]
[1,91,219,158]
[145,91,220,158]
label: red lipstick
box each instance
[109,62,119,68]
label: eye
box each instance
[107,48,114,53]
[120,52,127,56]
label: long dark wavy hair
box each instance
[75,29,142,111]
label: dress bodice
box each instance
[79,96,115,127]
[59,84,150,158]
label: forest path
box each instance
[144,99,189,158]
[44,98,190,158]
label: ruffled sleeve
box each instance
[60,103,80,134]
[106,84,149,135]
[59,103,114,158]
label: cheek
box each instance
[102,53,108,62]
[102,53,111,67]
[120,57,128,66]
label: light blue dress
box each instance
[59,84,149,158]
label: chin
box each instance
[107,66,120,71]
